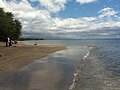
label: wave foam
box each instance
[69,46,93,90]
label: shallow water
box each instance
[1,39,120,90]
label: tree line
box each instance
[0,8,22,41]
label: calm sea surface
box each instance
[0,40,120,90]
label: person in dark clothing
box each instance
[5,37,8,47]
[14,40,17,44]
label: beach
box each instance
[0,40,120,90]
[0,42,65,77]
[0,42,90,90]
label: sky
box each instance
[0,0,120,39]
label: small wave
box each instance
[69,46,94,90]
[69,70,80,90]
[83,51,90,60]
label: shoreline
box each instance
[69,46,96,90]
[0,42,66,77]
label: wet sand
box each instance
[0,46,89,90]
[0,42,65,76]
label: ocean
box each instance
[23,39,120,90]
[0,39,120,90]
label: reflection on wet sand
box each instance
[0,46,89,90]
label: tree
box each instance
[0,8,22,41]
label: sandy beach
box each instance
[0,42,65,77]
[0,44,90,90]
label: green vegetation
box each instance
[0,8,22,41]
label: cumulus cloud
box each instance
[1,0,51,19]
[76,0,97,4]
[29,0,68,13]
[0,0,120,39]
[98,7,118,18]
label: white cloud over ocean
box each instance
[0,0,120,39]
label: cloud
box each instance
[98,7,118,18]
[1,0,51,19]
[76,0,97,4]
[29,0,68,13]
[0,0,120,39]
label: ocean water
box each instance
[24,39,120,77]
[0,39,120,90]
[24,39,120,89]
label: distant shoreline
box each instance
[20,38,120,41]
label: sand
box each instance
[0,42,65,77]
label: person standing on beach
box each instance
[9,37,12,47]
[5,37,9,47]
[14,40,17,44]
[8,37,10,47]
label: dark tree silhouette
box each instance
[0,8,22,41]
